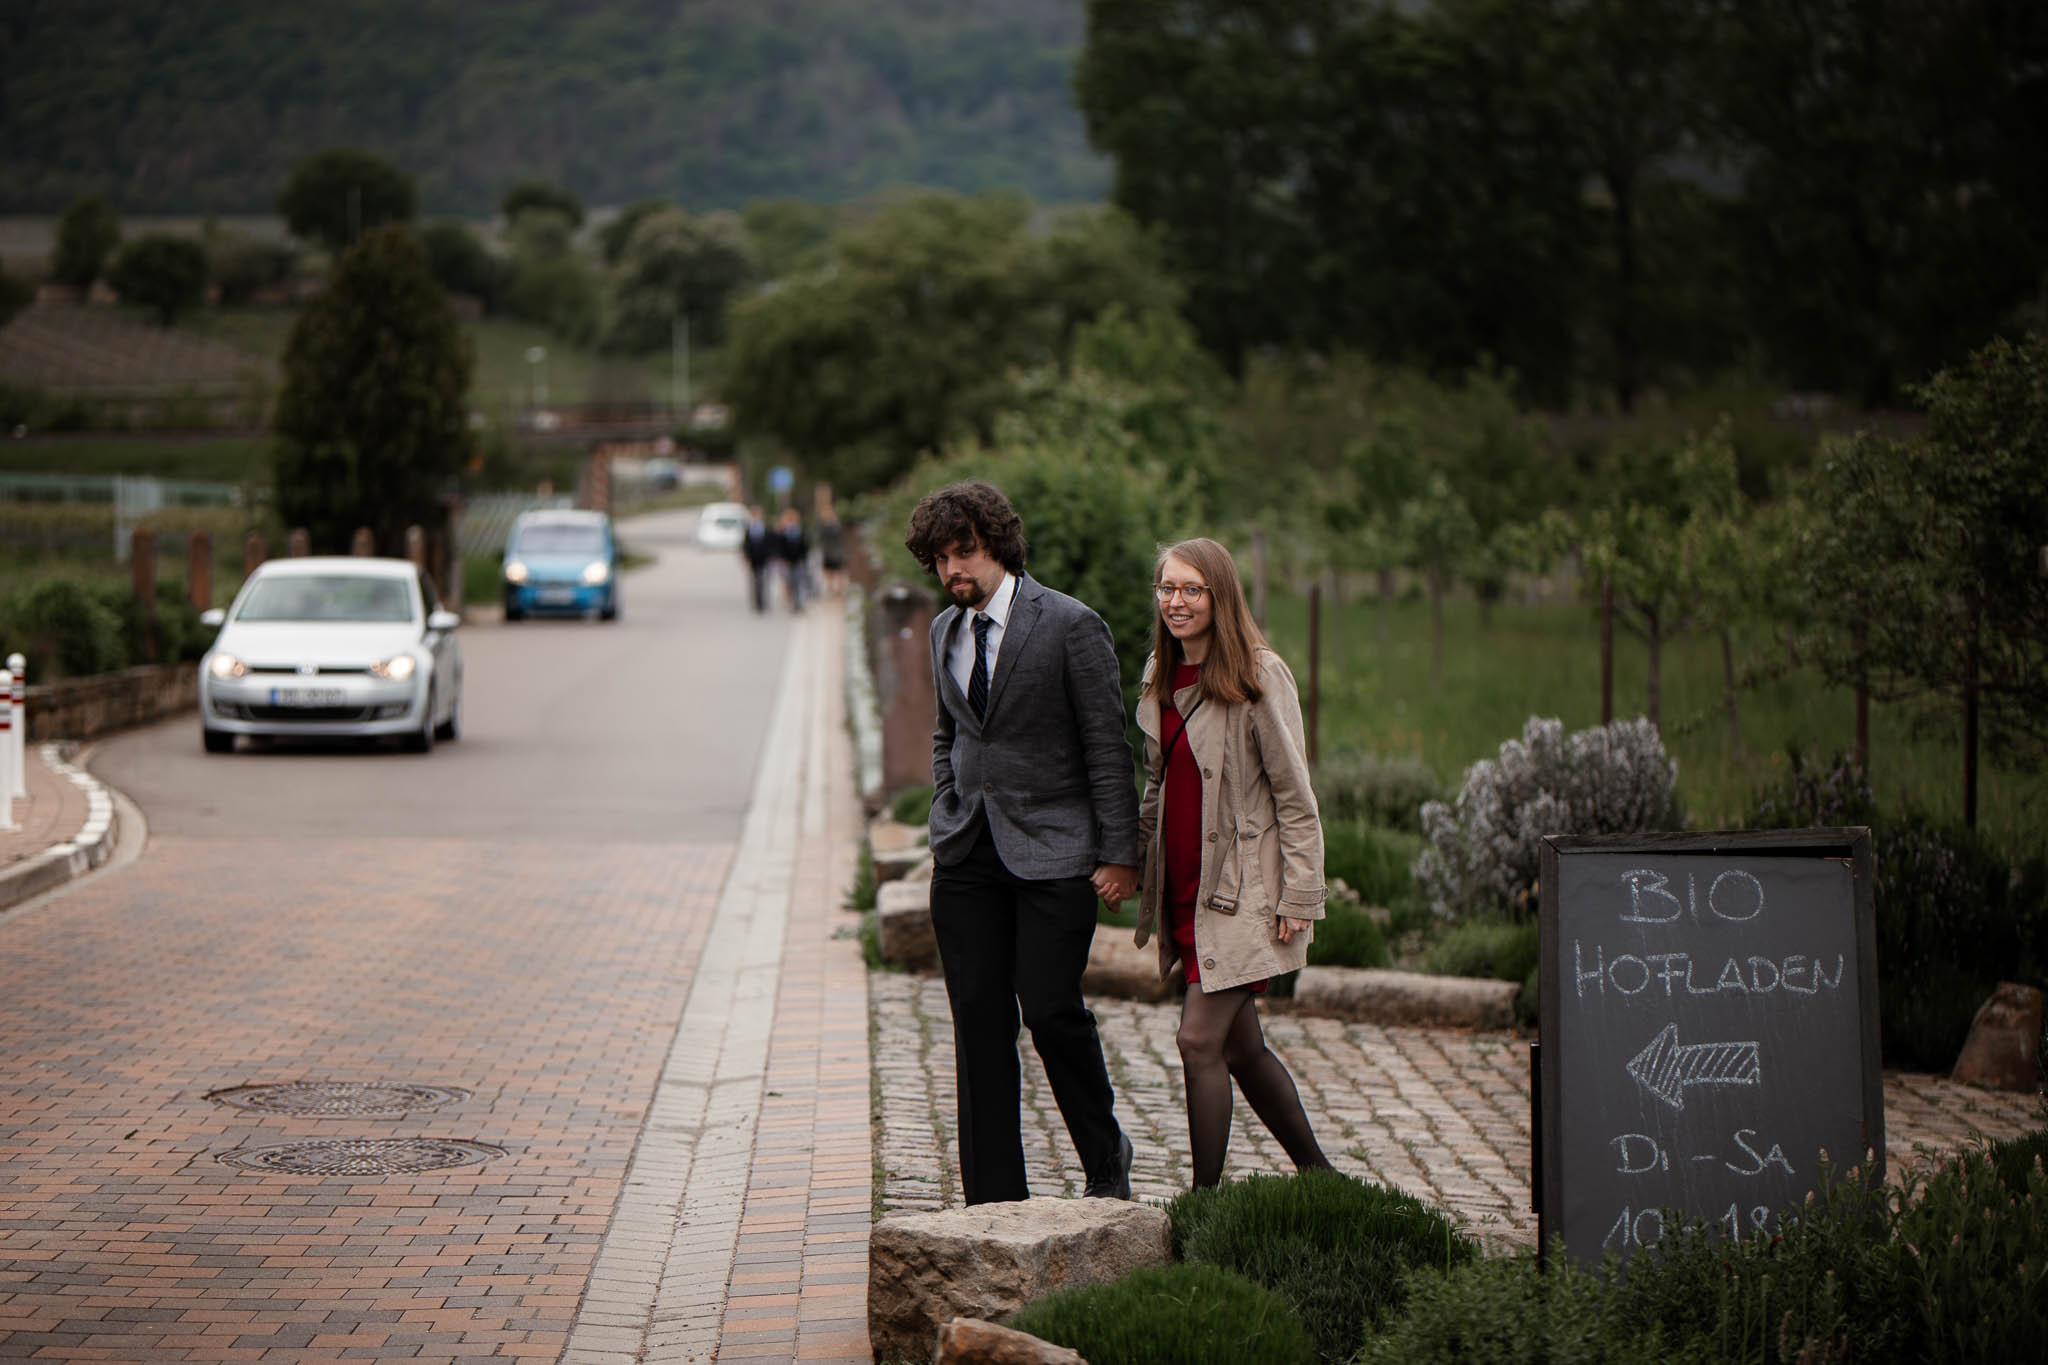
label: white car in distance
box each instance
[198,557,463,754]
[695,501,749,551]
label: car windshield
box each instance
[234,574,415,623]
[513,525,607,555]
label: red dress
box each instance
[1162,662,1266,992]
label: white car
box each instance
[198,557,464,754]
[695,501,749,551]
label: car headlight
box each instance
[504,560,529,583]
[581,560,612,585]
[208,652,246,679]
[370,654,418,680]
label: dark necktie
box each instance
[968,613,992,720]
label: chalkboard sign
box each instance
[1537,829,1881,1265]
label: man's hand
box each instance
[1275,916,1311,944]
[1092,863,1138,904]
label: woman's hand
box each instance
[1276,916,1310,943]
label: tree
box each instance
[276,148,417,253]
[419,220,504,309]
[603,207,756,353]
[598,199,673,265]
[741,197,834,279]
[51,194,121,288]
[202,222,297,305]
[1797,332,2048,824]
[106,234,209,325]
[501,208,599,344]
[723,191,1181,496]
[272,225,473,555]
[1708,1,2048,405]
[500,180,584,229]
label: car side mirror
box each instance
[200,608,225,628]
[426,610,461,632]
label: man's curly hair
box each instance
[903,481,1029,575]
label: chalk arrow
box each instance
[1626,1024,1760,1111]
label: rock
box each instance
[904,854,935,885]
[871,817,931,885]
[935,1317,1087,1365]
[1952,981,2045,1092]
[1293,966,1520,1030]
[878,879,937,968]
[1082,927,1174,1003]
[868,1197,1169,1365]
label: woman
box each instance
[1134,537,1334,1188]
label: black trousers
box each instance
[929,829,1124,1205]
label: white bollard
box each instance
[6,653,22,801]
[0,668,14,831]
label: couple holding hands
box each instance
[909,480,1334,1205]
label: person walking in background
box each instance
[815,501,848,598]
[776,506,810,611]
[741,504,775,613]
[907,480,1141,1206]
[1134,536,1334,1189]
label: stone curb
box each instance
[0,744,121,914]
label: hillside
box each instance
[0,0,1108,216]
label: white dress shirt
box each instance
[948,571,1016,704]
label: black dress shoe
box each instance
[1084,1132,1134,1199]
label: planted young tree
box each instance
[419,220,503,310]
[51,193,121,288]
[106,234,209,325]
[1798,332,2048,825]
[500,180,584,229]
[272,225,472,555]
[276,148,417,253]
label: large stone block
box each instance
[1082,927,1174,1003]
[878,879,937,968]
[869,1198,1168,1365]
[1952,981,2045,1092]
[935,1317,1085,1365]
[1293,966,1520,1030]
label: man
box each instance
[905,480,1140,1205]
[740,504,775,613]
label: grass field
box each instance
[0,434,271,482]
[1261,589,2043,861]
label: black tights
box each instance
[1176,984,1334,1188]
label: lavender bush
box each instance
[1414,716,1681,922]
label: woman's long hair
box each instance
[1146,537,1267,706]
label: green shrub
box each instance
[1170,1168,1476,1362]
[1747,750,2048,1071]
[1003,1262,1317,1365]
[845,842,877,912]
[1423,915,1539,984]
[1322,821,1424,911]
[1,576,126,679]
[1304,895,1389,969]
[1314,751,1443,834]
[889,782,933,827]
[1365,1139,2048,1364]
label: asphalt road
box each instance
[93,504,796,842]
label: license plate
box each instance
[269,687,348,706]
[539,587,576,604]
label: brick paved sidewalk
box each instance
[872,974,2047,1252]
[0,744,89,864]
[562,601,872,1365]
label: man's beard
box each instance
[948,578,987,608]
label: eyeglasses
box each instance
[1154,583,1210,603]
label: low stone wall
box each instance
[26,663,200,741]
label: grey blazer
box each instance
[928,574,1141,878]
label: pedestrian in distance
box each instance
[815,501,848,598]
[1134,536,1334,1189]
[906,479,1141,1206]
[776,506,810,611]
[740,504,775,613]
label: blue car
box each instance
[502,509,620,621]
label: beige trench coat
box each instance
[1133,647,1327,992]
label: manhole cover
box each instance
[207,1082,469,1117]
[216,1138,506,1175]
